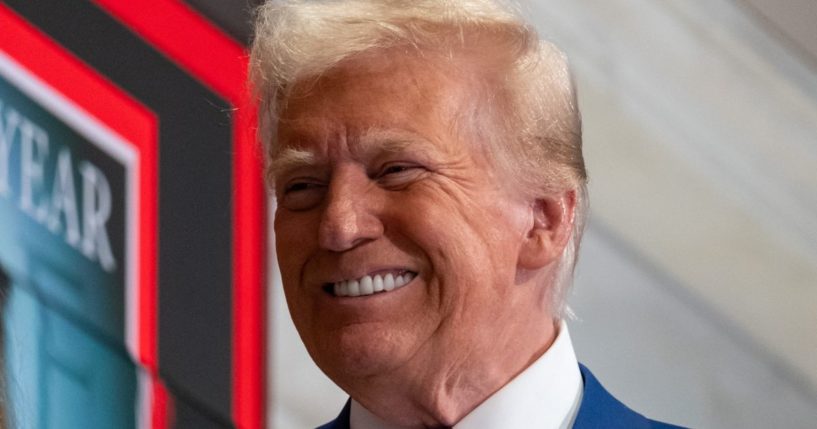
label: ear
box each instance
[517,189,577,270]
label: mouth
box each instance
[324,270,417,298]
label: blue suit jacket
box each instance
[317,364,686,428]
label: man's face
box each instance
[273,52,551,397]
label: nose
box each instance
[318,168,384,252]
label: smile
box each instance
[330,271,417,297]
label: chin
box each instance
[311,325,413,381]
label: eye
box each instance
[374,162,425,188]
[381,164,412,175]
[280,179,326,211]
[284,181,321,193]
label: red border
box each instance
[0,4,166,427]
[91,1,267,428]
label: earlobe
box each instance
[517,190,576,270]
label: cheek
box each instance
[273,212,319,283]
[398,193,517,289]
[274,209,319,246]
[421,201,526,306]
[409,190,522,262]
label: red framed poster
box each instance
[0,1,265,428]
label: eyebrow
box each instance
[269,147,317,177]
[270,128,433,176]
[355,129,420,154]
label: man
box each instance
[251,1,683,427]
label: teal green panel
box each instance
[42,302,136,429]
[4,284,41,429]
[4,286,137,429]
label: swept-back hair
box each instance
[250,0,588,316]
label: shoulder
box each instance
[574,364,686,429]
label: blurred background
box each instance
[1,0,815,428]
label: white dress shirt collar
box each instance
[350,321,583,429]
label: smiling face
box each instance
[272,50,559,423]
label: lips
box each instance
[330,271,416,297]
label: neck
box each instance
[348,319,559,427]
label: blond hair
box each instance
[250,0,588,316]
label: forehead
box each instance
[274,50,483,160]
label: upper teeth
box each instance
[333,272,415,297]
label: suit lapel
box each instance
[572,364,652,429]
